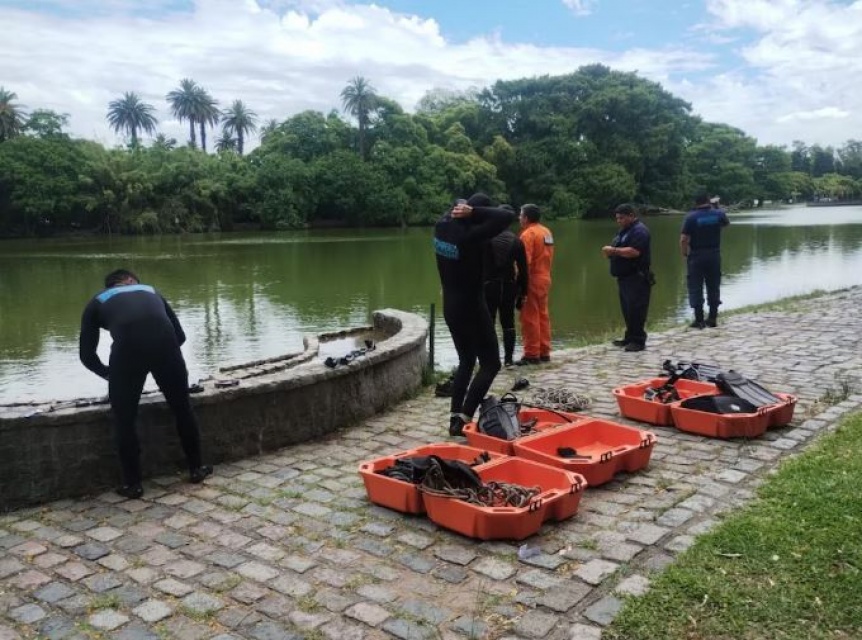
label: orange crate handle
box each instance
[569,481,584,494]
[599,451,614,463]
[639,435,654,449]
[528,498,544,513]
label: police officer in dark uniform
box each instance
[680,192,730,328]
[79,269,211,499]
[602,204,653,352]
[435,194,516,436]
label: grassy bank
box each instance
[606,412,862,640]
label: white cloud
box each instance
[4,0,859,150]
[777,107,850,123]
[0,0,709,150]
[696,0,862,146]
[562,0,597,16]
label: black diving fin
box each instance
[715,371,781,408]
[662,360,723,383]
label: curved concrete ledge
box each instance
[0,309,428,510]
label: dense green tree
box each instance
[256,110,349,162]
[4,66,862,239]
[476,65,692,215]
[415,87,480,115]
[0,88,25,142]
[786,171,814,202]
[0,136,86,233]
[837,140,862,180]
[340,76,377,160]
[790,141,811,174]
[752,145,793,202]
[311,150,391,224]
[813,173,860,200]
[810,145,836,177]
[221,100,258,155]
[250,153,313,229]
[23,110,69,139]
[686,122,757,204]
[106,92,158,146]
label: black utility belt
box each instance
[689,247,720,254]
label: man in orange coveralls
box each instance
[516,204,554,365]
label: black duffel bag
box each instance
[679,395,758,414]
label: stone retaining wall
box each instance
[0,309,428,510]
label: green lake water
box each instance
[2,204,862,403]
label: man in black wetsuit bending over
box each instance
[79,269,211,499]
[435,194,516,436]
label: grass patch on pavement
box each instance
[606,412,862,640]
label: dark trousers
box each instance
[444,290,501,419]
[687,250,722,311]
[617,273,652,346]
[109,342,202,486]
[484,279,517,364]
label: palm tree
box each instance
[152,133,177,150]
[340,76,377,159]
[0,87,25,142]
[106,92,158,146]
[166,78,199,148]
[221,100,258,155]
[194,86,220,153]
[259,118,279,143]
[215,131,237,154]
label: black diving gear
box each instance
[79,283,203,488]
[715,371,782,408]
[435,199,516,424]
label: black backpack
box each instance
[478,393,521,440]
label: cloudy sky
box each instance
[2,0,860,150]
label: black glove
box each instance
[515,296,525,310]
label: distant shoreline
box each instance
[806,200,862,208]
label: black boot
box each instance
[690,308,705,329]
[116,484,144,500]
[449,414,467,437]
[189,465,213,484]
[502,328,516,368]
[706,307,718,328]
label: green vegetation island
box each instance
[1,65,861,237]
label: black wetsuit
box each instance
[435,206,515,418]
[483,231,528,364]
[79,284,202,486]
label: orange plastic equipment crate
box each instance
[670,402,770,439]
[421,457,586,540]
[358,443,504,514]
[463,407,587,455]
[769,393,797,427]
[613,378,718,426]
[512,419,657,487]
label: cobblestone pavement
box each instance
[3,289,862,640]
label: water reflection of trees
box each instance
[3,217,862,369]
